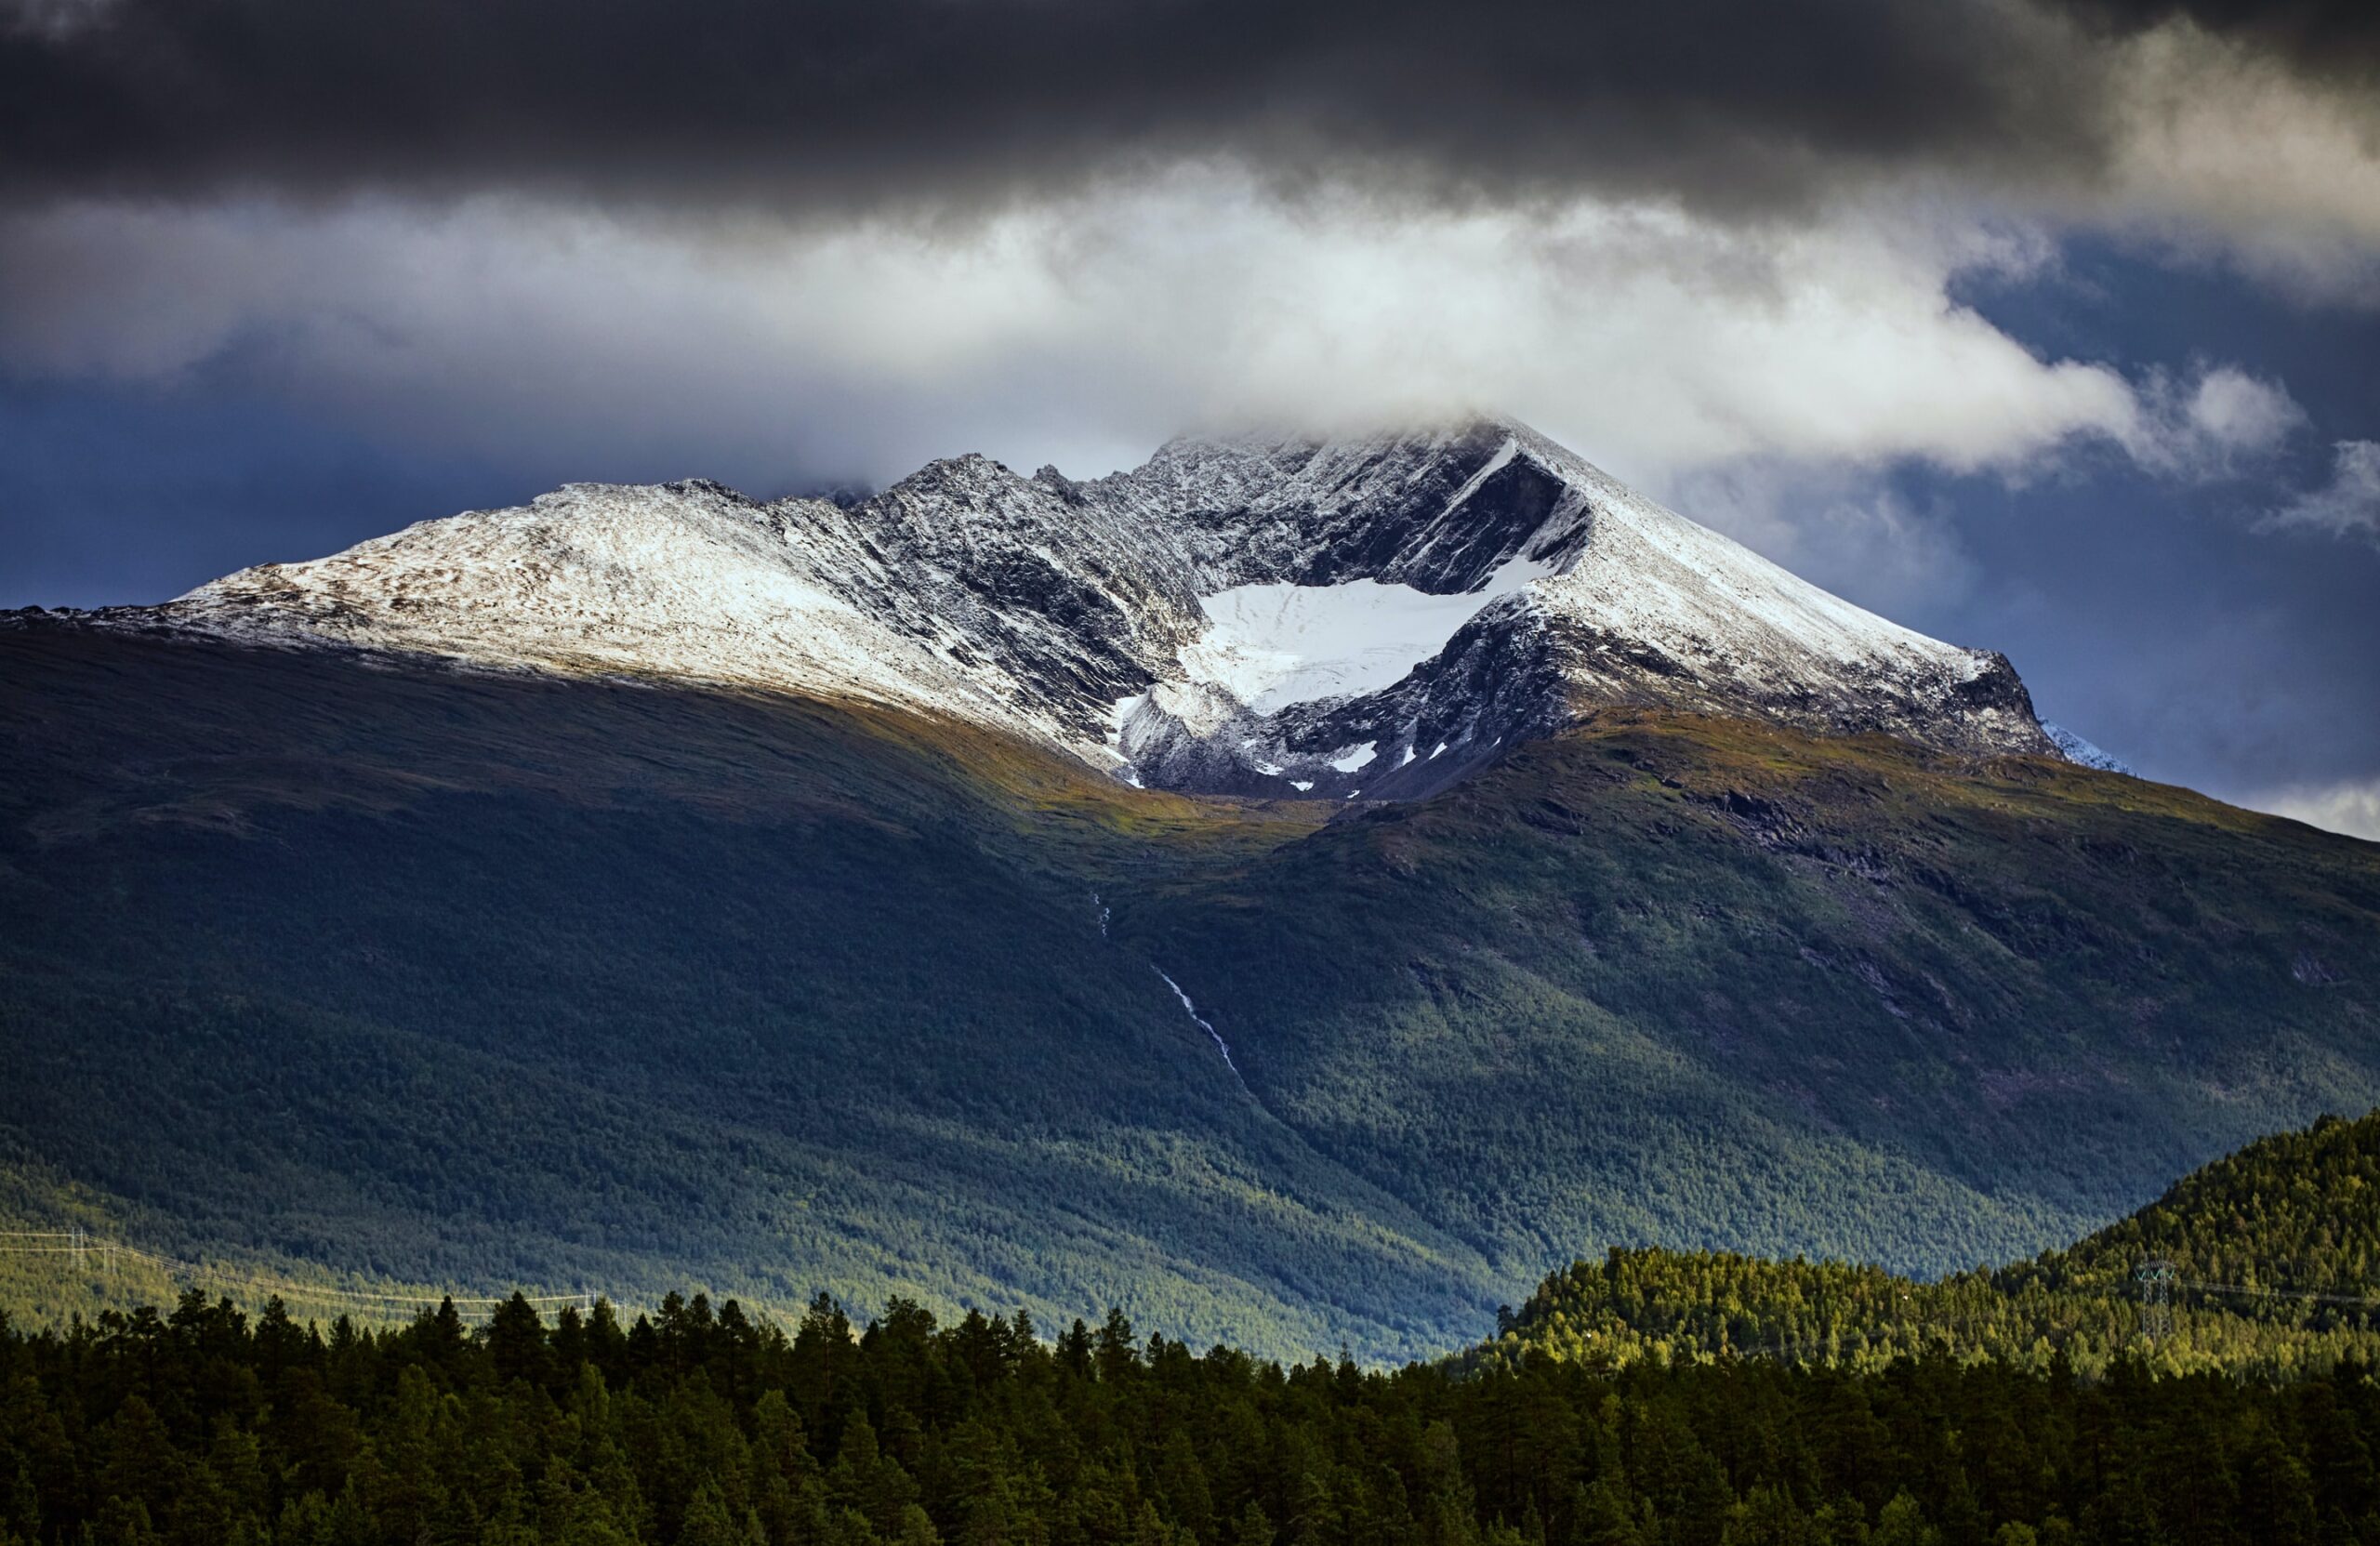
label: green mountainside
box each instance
[5,618,2380,1359]
[1123,711,2380,1281]
[2003,1105,2380,1296]
[0,623,1456,1358]
[1478,1111,2380,1379]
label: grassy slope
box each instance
[4,621,2378,1359]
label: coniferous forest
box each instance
[7,1283,2379,1546]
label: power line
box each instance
[1,1229,600,1316]
[2173,1276,2380,1309]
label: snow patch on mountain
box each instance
[169,482,998,719]
[1187,577,1524,712]
[2043,722,2135,775]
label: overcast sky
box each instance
[3,0,2376,833]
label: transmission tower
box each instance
[2135,1258,2176,1342]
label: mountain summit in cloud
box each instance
[112,416,2064,799]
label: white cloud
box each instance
[2176,367,2305,458]
[2094,22,2380,309]
[2257,441,2380,545]
[2247,779,2380,843]
[2112,363,2306,477]
[0,178,2290,501]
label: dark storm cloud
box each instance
[0,0,2123,216]
[2059,0,2380,77]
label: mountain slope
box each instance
[1105,424,2048,798]
[5,616,2376,1356]
[0,620,1487,1356]
[1121,707,2380,1276]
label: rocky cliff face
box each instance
[129,416,2059,798]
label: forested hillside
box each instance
[7,617,2380,1360]
[1477,1112,2380,1380]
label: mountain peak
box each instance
[136,418,2068,799]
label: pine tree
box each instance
[487,1291,550,1389]
[1873,1493,1942,1546]
[1569,1473,1647,1546]
[94,1394,180,1528]
[681,1476,766,1546]
[86,1496,162,1546]
[1097,1309,1139,1383]
[1156,1428,1216,1543]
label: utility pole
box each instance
[2135,1258,2176,1342]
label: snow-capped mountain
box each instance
[136,416,2069,798]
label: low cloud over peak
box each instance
[0,186,2299,494]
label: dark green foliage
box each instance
[4,1286,2378,1546]
[7,621,2380,1361]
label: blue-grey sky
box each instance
[3,0,2376,833]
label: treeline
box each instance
[5,1287,2379,1546]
